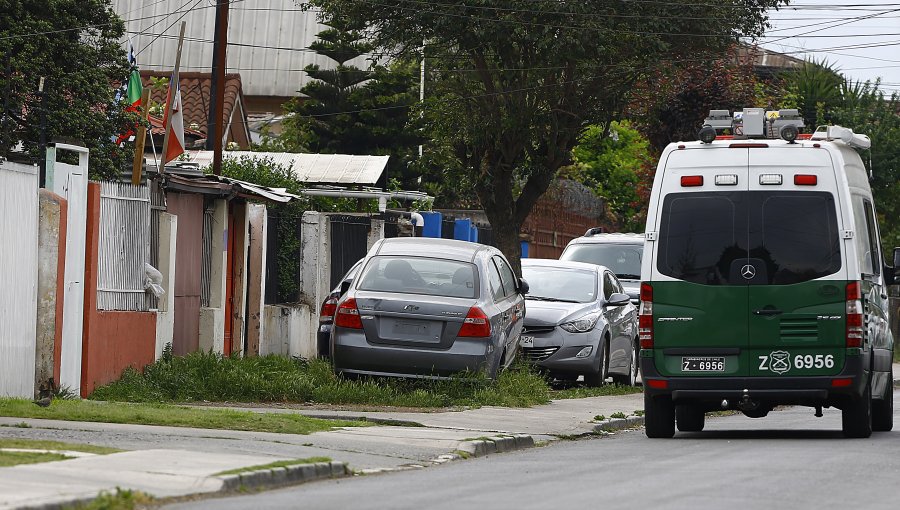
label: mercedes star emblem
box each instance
[741,264,757,280]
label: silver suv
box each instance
[559,229,644,304]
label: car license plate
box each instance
[520,335,534,348]
[681,356,725,372]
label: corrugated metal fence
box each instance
[97,181,151,311]
[0,160,39,397]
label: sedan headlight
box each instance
[559,312,601,333]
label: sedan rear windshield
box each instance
[657,191,841,285]
[560,244,642,279]
[357,256,478,298]
[521,266,598,303]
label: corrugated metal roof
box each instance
[177,151,389,185]
[112,0,372,99]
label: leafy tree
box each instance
[0,0,130,179]
[628,49,762,155]
[280,14,422,188]
[779,59,844,127]
[302,0,785,273]
[566,121,653,232]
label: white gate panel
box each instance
[0,161,39,398]
[47,144,89,395]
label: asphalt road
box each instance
[167,392,900,510]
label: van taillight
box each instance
[794,174,818,186]
[681,176,703,187]
[458,306,491,338]
[845,281,863,348]
[639,283,653,349]
[335,298,363,329]
[320,297,338,323]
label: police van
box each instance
[640,108,897,438]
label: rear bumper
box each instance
[641,352,868,407]
[332,329,496,379]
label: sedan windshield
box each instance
[357,256,478,298]
[521,266,598,303]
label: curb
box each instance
[593,416,645,433]
[454,434,535,458]
[217,461,349,492]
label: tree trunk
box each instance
[489,213,524,276]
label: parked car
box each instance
[559,231,644,304]
[331,238,527,380]
[317,260,363,359]
[520,259,639,386]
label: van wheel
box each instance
[842,379,873,438]
[872,369,893,432]
[644,392,675,438]
[676,404,705,432]
[584,339,609,387]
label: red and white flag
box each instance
[162,72,185,164]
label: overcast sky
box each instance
[758,0,900,95]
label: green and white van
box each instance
[640,108,898,438]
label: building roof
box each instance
[175,151,390,185]
[141,71,251,149]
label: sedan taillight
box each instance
[458,306,491,338]
[320,297,338,324]
[335,298,363,329]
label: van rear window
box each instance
[658,191,840,285]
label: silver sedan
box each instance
[331,238,526,380]
[520,259,638,386]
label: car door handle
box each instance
[753,309,783,316]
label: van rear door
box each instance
[652,148,752,376]
[746,148,847,377]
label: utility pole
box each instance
[206,0,230,175]
[38,76,46,187]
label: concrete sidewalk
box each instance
[0,393,645,510]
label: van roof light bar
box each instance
[701,108,805,141]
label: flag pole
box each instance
[160,21,186,174]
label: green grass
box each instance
[65,489,153,510]
[550,383,643,400]
[89,352,553,408]
[0,438,120,454]
[0,450,70,467]
[214,456,332,476]
[0,399,368,435]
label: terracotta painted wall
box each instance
[81,183,157,397]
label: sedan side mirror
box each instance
[518,278,530,295]
[606,292,631,307]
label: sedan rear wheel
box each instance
[612,341,638,386]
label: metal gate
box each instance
[329,215,371,288]
[46,144,89,395]
[0,160,39,397]
[97,181,151,311]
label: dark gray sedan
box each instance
[520,259,638,386]
[331,238,526,380]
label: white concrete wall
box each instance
[199,199,227,353]
[154,212,177,359]
[298,211,331,358]
[0,160,39,398]
[262,304,312,358]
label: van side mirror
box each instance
[518,278,529,295]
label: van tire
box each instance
[644,393,675,438]
[841,379,873,438]
[872,370,893,432]
[676,404,705,432]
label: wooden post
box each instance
[160,21,186,173]
[131,88,151,185]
